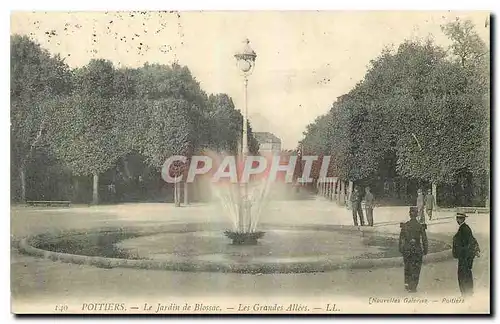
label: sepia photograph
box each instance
[9,10,491,315]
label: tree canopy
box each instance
[300,19,489,189]
[11,35,261,203]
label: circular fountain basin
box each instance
[18,223,453,274]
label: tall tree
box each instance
[10,35,72,202]
[49,59,121,204]
[441,18,490,205]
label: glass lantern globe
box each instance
[238,60,252,73]
[234,38,257,75]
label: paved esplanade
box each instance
[11,198,489,312]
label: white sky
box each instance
[11,11,490,149]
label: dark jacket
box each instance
[452,223,478,259]
[399,218,429,255]
[350,190,363,205]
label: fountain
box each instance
[213,178,270,245]
[216,37,268,245]
[19,221,454,273]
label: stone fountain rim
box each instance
[18,222,454,274]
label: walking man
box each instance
[416,189,425,224]
[399,207,428,293]
[364,187,375,226]
[425,189,436,221]
[453,213,480,297]
[351,186,365,226]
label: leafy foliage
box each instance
[11,36,261,203]
[140,98,195,168]
[11,35,73,168]
[48,95,123,176]
[300,19,489,189]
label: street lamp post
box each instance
[234,38,257,233]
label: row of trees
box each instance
[11,35,259,204]
[299,20,490,206]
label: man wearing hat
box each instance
[453,213,480,297]
[399,206,428,293]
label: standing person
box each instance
[364,187,375,226]
[399,207,428,293]
[453,213,480,297]
[425,189,436,221]
[350,186,365,226]
[416,189,425,224]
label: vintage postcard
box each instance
[10,10,491,314]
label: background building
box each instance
[254,132,282,155]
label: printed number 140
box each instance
[55,304,68,312]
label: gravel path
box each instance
[10,199,490,313]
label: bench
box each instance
[26,201,71,208]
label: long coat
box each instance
[399,218,429,255]
[452,223,477,259]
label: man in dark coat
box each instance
[453,213,480,297]
[399,207,428,293]
[350,186,365,226]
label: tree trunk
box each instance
[432,182,438,209]
[338,181,344,206]
[19,166,26,203]
[123,158,132,180]
[348,181,354,206]
[184,181,189,205]
[486,175,490,208]
[174,180,177,206]
[174,177,180,207]
[173,182,176,204]
[73,177,80,203]
[92,173,99,205]
[177,182,181,206]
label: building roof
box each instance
[254,132,281,144]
